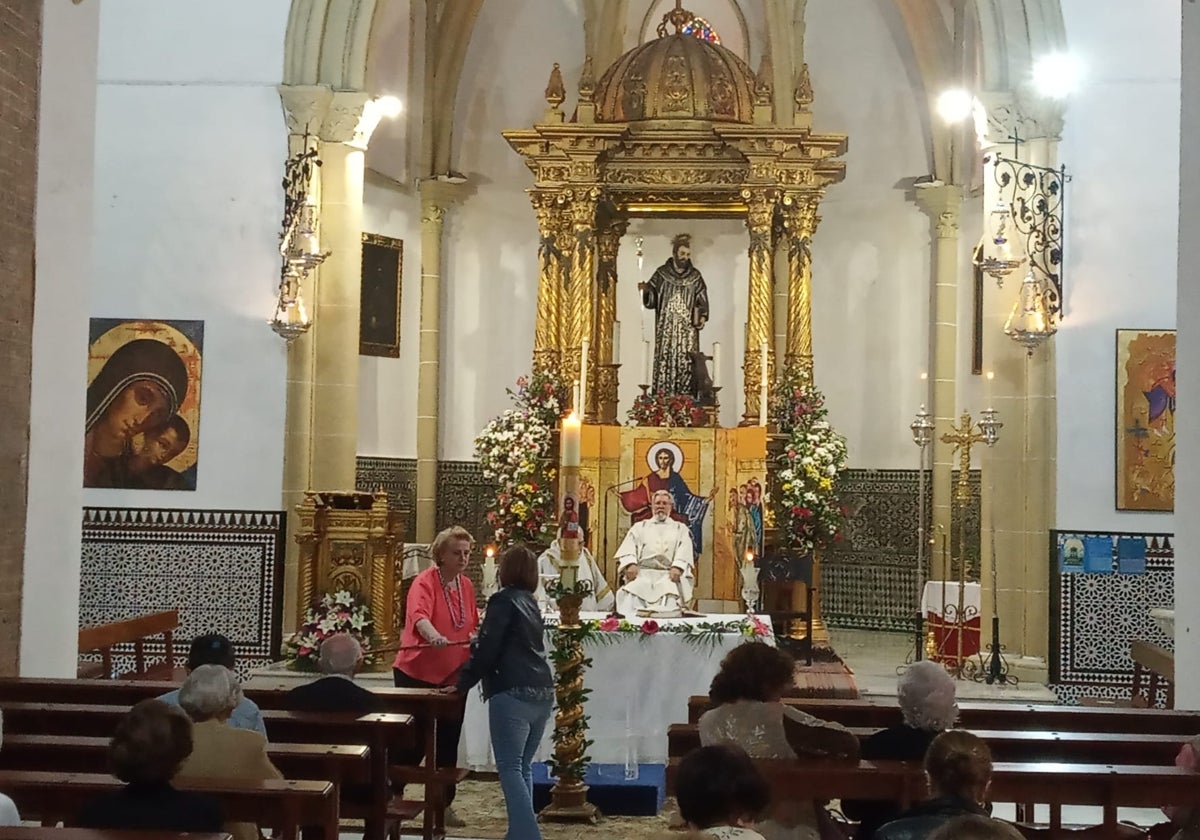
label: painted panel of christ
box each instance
[85,319,204,490]
[619,439,712,558]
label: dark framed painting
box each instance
[360,232,403,358]
[1115,329,1175,511]
[85,319,204,490]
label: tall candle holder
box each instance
[908,405,934,662]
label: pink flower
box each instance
[599,616,620,632]
[751,617,770,637]
[516,376,528,387]
[641,619,660,635]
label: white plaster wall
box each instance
[1055,0,1181,531]
[88,1,291,510]
[24,0,100,677]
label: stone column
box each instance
[565,188,599,419]
[415,179,466,542]
[781,193,819,379]
[915,185,963,555]
[594,218,626,424]
[532,191,564,376]
[743,189,777,424]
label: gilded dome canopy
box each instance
[594,16,757,124]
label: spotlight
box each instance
[1032,53,1081,99]
[936,88,974,124]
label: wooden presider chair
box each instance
[758,550,814,665]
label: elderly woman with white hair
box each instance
[843,660,958,840]
[176,664,282,840]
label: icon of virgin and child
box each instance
[84,320,203,491]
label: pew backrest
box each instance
[76,612,179,681]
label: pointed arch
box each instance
[284,0,379,90]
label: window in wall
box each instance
[682,15,721,44]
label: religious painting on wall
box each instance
[359,232,403,358]
[85,319,204,490]
[1115,328,1175,511]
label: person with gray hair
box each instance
[0,710,19,826]
[843,661,958,840]
[176,665,281,840]
[288,633,384,715]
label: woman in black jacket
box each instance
[454,544,554,840]
[873,730,992,840]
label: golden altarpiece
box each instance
[503,3,848,612]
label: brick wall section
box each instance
[0,0,42,675]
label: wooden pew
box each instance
[666,722,1186,765]
[0,680,462,840]
[0,770,335,840]
[0,832,231,840]
[666,758,1200,837]
[685,695,1200,734]
[76,613,179,681]
[0,705,410,840]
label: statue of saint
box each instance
[639,234,710,398]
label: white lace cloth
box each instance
[459,612,775,770]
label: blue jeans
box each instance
[489,688,554,840]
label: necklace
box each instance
[441,574,466,629]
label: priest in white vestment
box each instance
[614,490,695,616]
[534,540,615,612]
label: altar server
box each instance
[614,490,695,616]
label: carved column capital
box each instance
[322,91,374,147]
[278,84,333,136]
[914,183,963,239]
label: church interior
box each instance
[4,0,1200,837]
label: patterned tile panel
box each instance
[1049,530,1173,705]
[821,469,979,632]
[355,456,416,511]
[80,508,285,678]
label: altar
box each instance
[459,612,774,771]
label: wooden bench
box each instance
[0,831,231,840]
[666,758,1200,837]
[76,613,180,681]
[666,722,1186,765]
[0,770,336,840]
[1131,639,1175,709]
[0,705,411,840]
[0,680,462,840]
[686,695,1200,734]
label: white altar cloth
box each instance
[459,611,774,771]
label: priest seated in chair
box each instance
[614,490,695,617]
[534,528,615,613]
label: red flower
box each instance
[640,619,660,635]
[751,617,770,637]
[791,505,802,516]
[599,616,620,632]
[798,507,812,519]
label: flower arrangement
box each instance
[771,367,850,554]
[475,371,567,546]
[554,614,772,647]
[627,389,707,428]
[282,590,375,671]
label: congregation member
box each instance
[289,632,383,714]
[158,632,266,736]
[1160,734,1200,840]
[669,744,772,840]
[393,524,480,828]
[0,711,19,826]
[874,730,993,840]
[78,699,223,832]
[699,642,858,840]
[455,544,554,840]
[614,490,695,615]
[927,816,1024,840]
[177,665,282,840]
[534,531,615,612]
[844,660,959,840]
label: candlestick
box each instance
[712,342,721,389]
[985,370,995,410]
[642,340,652,386]
[561,413,581,467]
[758,342,769,426]
[612,321,621,364]
[579,339,590,415]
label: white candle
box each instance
[985,370,995,410]
[759,342,769,426]
[579,339,590,414]
[642,340,652,386]
[572,380,580,414]
[612,321,621,364]
[561,413,581,467]
[712,342,721,388]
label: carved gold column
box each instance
[566,188,599,419]
[781,193,820,380]
[594,218,625,424]
[532,191,564,376]
[742,189,778,424]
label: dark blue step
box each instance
[532,762,665,817]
